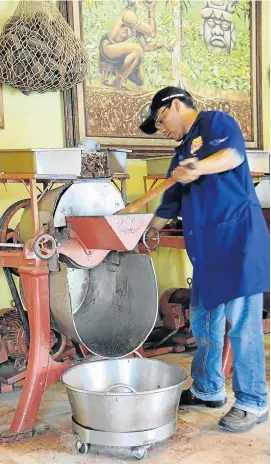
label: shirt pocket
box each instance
[201,215,246,267]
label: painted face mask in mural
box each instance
[201,0,236,54]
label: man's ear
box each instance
[172,98,181,111]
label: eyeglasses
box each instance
[154,102,171,130]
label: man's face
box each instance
[155,100,187,141]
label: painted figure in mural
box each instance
[98,0,164,90]
[201,0,236,54]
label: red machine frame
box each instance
[0,173,129,443]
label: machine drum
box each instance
[50,252,158,358]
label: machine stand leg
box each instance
[0,431,33,444]
[0,270,51,443]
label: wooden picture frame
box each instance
[61,0,263,156]
[0,85,4,129]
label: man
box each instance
[99,0,165,90]
[139,86,270,433]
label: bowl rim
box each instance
[61,358,188,396]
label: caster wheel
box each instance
[75,440,89,454]
[132,447,148,460]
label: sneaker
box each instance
[179,389,227,409]
[218,406,269,433]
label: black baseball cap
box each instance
[139,86,194,135]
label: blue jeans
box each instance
[190,294,268,414]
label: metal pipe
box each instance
[151,328,179,349]
[0,243,24,248]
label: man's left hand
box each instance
[172,157,202,184]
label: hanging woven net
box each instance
[0,0,88,94]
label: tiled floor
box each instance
[0,337,269,464]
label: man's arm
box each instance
[145,216,169,239]
[137,35,171,52]
[195,148,244,174]
[123,2,156,37]
[172,148,244,184]
[137,35,161,51]
[172,112,246,184]
[145,155,182,239]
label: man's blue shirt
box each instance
[155,111,270,309]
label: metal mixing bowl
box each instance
[62,358,187,433]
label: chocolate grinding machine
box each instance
[0,173,187,458]
[18,180,159,359]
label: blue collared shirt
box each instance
[156,111,270,310]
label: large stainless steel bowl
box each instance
[62,358,187,433]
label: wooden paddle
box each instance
[116,163,196,215]
[116,177,176,215]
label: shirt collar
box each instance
[175,111,205,150]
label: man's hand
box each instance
[145,0,156,9]
[172,157,201,184]
[145,216,169,239]
[155,37,171,51]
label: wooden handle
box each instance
[116,177,176,215]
